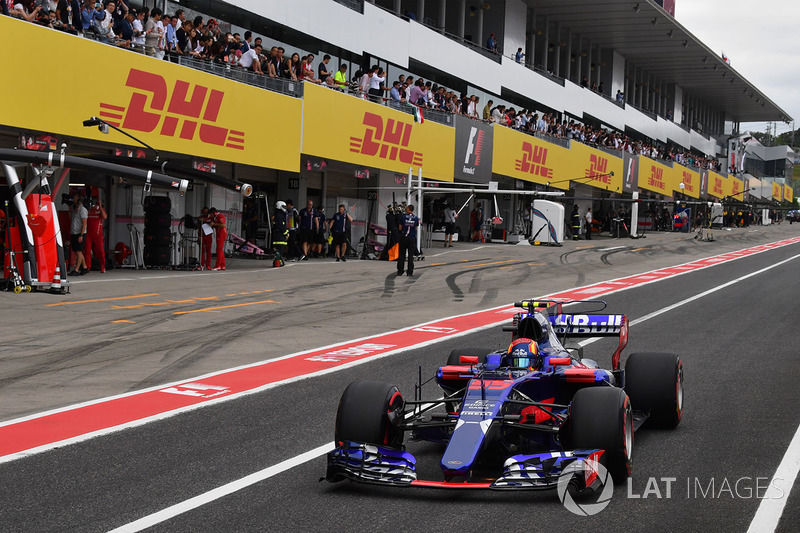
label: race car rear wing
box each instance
[513,299,629,370]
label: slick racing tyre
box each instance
[624,352,683,429]
[335,380,404,449]
[445,348,491,366]
[570,387,633,484]
[143,195,171,213]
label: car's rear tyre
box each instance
[334,380,404,448]
[445,348,491,366]
[625,352,683,429]
[570,387,633,484]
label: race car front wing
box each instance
[325,442,605,491]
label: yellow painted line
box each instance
[429,262,447,266]
[142,302,171,307]
[46,293,160,307]
[192,296,220,301]
[630,247,647,252]
[111,320,136,324]
[173,300,280,315]
[167,299,197,303]
[225,294,238,297]
[238,292,252,295]
[499,266,514,270]
[112,305,144,310]
[527,263,545,266]
[462,259,517,268]
[577,245,594,250]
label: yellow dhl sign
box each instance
[492,126,622,191]
[302,83,454,181]
[638,157,673,195]
[0,16,301,171]
[675,165,700,198]
[708,171,727,199]
[773,181,783,201]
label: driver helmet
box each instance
[507,338,541,369]
[275,201,287,211]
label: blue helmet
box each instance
[507,338,542,369]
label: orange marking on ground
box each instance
[463,260,517,268]
[46,293,160,306]
[173,300,280,315]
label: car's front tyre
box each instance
[569,386,633,484]
[334,380,405,448]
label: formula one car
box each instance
[324,299,683,492]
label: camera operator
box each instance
[68,193,90,276]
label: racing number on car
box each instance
[468,380,511,391]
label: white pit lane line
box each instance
[111,253,800,532]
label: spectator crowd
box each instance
[3,0,721,172]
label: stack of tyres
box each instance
[143,196,171,267]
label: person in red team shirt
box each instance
[199,206,213,270]
[84,197,108,273]
[209,207,227,270]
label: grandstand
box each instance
[0,0,794,260]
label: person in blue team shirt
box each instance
[328,204,352,262]
[396,204,419,277]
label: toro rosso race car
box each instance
[324,299,683,492]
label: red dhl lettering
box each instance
[515,142,554,179]
[99,69,245,150]
[712,177,724,195]
[585,154,610,183]
[349,112,423,166]
[681,171,695,193]
[647,165,665,190]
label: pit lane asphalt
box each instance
[0,225,791,421]
[1,225,799,532]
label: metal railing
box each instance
[176,56,304,98]
[331,0,364,14]
[385,99,454,126]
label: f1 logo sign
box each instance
[464,127,485,166]
[99,69,245,150]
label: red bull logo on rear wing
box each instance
[548,314,629,371]
[548,314,625,336]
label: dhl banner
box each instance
[302,83,454,182]
[784,184,793,203]
[570,143,623,193]
[726,175,744,199]
[492,127,622,190]
[0,16,301,171]
[674,164,700,199]
[773,181,783,201]
[708,171,727,199]
[638,157,674,196]
[492,126,570,188]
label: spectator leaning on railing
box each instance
[239,43,263,73]
[143,7,162,57]
[333,64,348,89]
[164,13,177,52]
